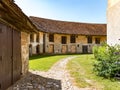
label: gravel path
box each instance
[7,56,92,90]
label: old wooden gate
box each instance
[0,23,21,90]
[62,45,68,54]
[49,44,54,53]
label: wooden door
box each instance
[49,44,54,53]
[0,25,2,90]
[0,24,21,90]
[43,34,45,53]
[82,45,88,54]
[70,45,76,53]
[62,45,67,53]
[12,30,21,83]
[0,25,13,90]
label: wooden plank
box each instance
[4,26,13,89]
[0,24,13,90]
[62,45,67,53]
[12,30,21,83]
[0,24,3,90]
[49,44,54,53]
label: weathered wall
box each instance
[39,32,44,53]
[30,32,106,54]
[108,0,120,8]
[48,34,106,54]
[107,0,120,45]
[21,32,29,75]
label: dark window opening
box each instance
[36,45,40,54]
[87,36,92,43]
[70,35,76,43]
[95,38,100,44]
[49,34,54,42]
[36,34,39,42]
[61,36,67,44]
[43,34,45,53]
[30,34,34,42]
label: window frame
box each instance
[95,38,100,44]
[61,36,67,44]
[70,35,76,43]
[36,34,39,42]
[30,34,34,42]
[87,36,92,44]
[49,34,54,42]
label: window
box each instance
[95,38,100,44]
[36,45,40,54]
[30,34,34,42]
[49,34,54,42]
[87,36,92,43]
[36,34,39,42]
[61,36,67,44]
[70,35,76,43]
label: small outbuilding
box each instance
[0,0,38,90]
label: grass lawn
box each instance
[67,54,120,90]
[29,55,69,71]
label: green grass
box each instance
[67,54,120,90]
[29,55,69,71]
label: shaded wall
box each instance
[21,32,29,75]
[107,0,120,45]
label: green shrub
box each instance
[93,45,120,79]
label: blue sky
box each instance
[15,0,107,23]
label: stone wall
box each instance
[108,0,120,8]
[107,0,120,45]
[30,32,106,54]
[48,33,106,54]
[21,32,29,75]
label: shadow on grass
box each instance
[29,54,56,60]
[29,53,93,61]
[29,53,84,61]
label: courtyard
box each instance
[7,54,120,90]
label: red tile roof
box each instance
[30,16,106,35]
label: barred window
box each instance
[70,35,76,43]
[36,34,39,42]
[30,34,34,42]
[95,38,100,44]
[61,36,67,44]
[87,36,92,43]
[49,34,54,42]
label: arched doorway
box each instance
[36,45,40,54]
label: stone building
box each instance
[29,16,106,55]
[0,0,37,90]
[107,0,120,45]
